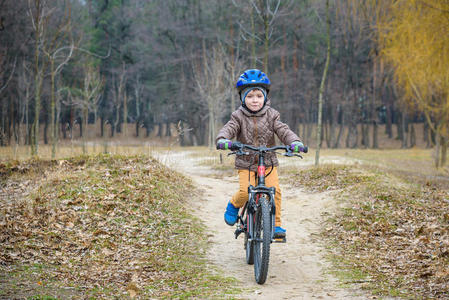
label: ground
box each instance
[156,150,383,299]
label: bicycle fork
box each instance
[234,185,285,242]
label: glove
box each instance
[217,138,232,150]
[290,141,305,153]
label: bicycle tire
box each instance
[253,195,271,284]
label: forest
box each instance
[0,0,448,166]
[1,1,449,298]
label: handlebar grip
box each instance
[303,146,308,153]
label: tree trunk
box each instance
[346,122,358,148]
[113,103,120,136]
[334,109,344,148]
[434,133,441,168]
[44,117,48,145]
[315,0,330,166]
[62,120,67,139]
[396,111,403,140]
[8,97,13,146]
[110,122,115,138]
[423,121,431,148]
[178,121,185,146]
[250,7,256,67]
[55,91,61,152]
[70,104,74,139]
[409,123,416,148]
[50,60,56,158]
[79,118,83,139]
[441,137,447,167]
[361,123,369,148]
[122,90,127,137]
[371,58,378,149]
[32,76,42,156]
[25,90,29,145]
[157,122,163,137]
[385,104,392,138]
[32,2,43,157]
[372,120,379,148]
[100,116,104,138]
[82,107,88,154]
[145,125,150,137]
[165,121,171,137]
[1,98,7,146]
[263,9,269,73]
[401,113,408,148]
[27,122,32,146]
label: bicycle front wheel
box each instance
[253,195,272,284]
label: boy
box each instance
[216,69,305,238]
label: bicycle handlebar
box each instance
[235,143,307,153]
[222,142,307,158]
[241,144,288,152]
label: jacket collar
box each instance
[239,99,271,117]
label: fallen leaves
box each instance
[0,154,234,298]
[298,165,449,298]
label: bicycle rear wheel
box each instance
[253,195,271,284]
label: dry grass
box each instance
[285,164,449,299]
[0,154,238,298]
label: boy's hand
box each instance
[217,139,232,150]
[290,141,306,153]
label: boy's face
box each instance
[245,89,265,111]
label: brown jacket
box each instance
[216,100,301,171]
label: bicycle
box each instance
[218,142,307,284]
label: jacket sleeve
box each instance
[215,112,241,144]
[272,110,302,145]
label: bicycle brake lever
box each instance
[227,151,236,156]
[237,150,249,155]
[283,152,303,158]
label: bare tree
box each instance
[28,0,71,156]
[315,0,331,166]
[193,44,230,148]
[43,27,74,158]
[72,64,104,154]
[233,0,291,72]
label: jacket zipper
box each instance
[253,117,258,146]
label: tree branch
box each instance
[0,55,17,94]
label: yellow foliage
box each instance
[377,0,449,134]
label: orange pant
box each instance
[230,167,282,226]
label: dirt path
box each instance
[157,151,369,299]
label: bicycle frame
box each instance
[245,151,277,242]
[233,144,299,242]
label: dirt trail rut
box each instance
[157,151,369,299]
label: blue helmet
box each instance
[236,69,271,92]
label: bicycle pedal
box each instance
[234,228,244,239]
[274,237,286,243]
